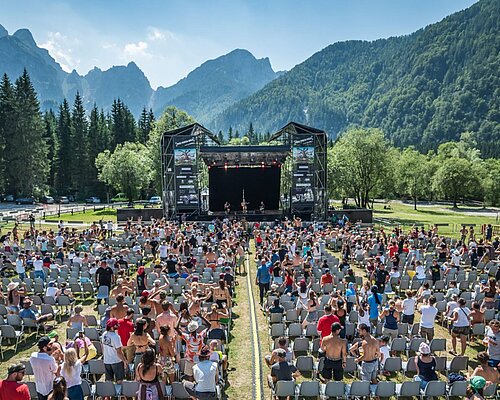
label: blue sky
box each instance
[1,0,477,88]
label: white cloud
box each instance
[40,31,80,72]
[146,27,179,43]
[123,41,149,57]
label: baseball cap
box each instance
[470,376,486,391]
[7,364,26,375]
[106,318,120,329]
[37,336,51,349]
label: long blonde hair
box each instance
[63,347,77,375]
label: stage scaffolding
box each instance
[161,121,327,220]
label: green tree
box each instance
[71,92,90,197]
[432,157,479,208]
[43,110,58,190]
[54,99,72,194]
[395,147,430,210]
[0,74,16,194]
[96,142,152,203]
[5,70,48,196]
[328,128,389,208]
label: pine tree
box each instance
[247,122,256,144]
[54,99,72,194]
[228,126,233,141]
[137,107,150,144]
[71,92,89,196]
[7,69,48,196]
[217,130,224,144]
[0,74,15,194]
[43,110,58,190]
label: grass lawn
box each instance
[372,201,499,238]
[44,208,118,223]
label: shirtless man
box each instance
[470,352,500,385]
[320,322,347,381]
[349,323,380,384]
[110,294,129,320]
[110,278,133,298]
[156,301,178,337]
[206,247,217,269]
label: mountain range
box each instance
[1,0,499,156]
[0,25,281,119]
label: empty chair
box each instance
[288,323,303,339]
[26,381,38,399]
[305,324,318,338]
[429,338,446,353]
[383,357,402,374]
[292,337,310,356]
[422,380,446,397]
[323,381,345,398]
[471,323,486,338]
[390,337,407,355]
[270,323,285,339]
[448,380,468,397]
[295,356,314,377]
[0,324,24,351]
[483,383,497,397]
[374,381,396,398]
[269,312,283,324]
[88,359,106,381]
[285,309,299,323]
[396,381,420,397]
[447,356,468,374]
[96,285,109,303]
[344,357,357,376]
[297,381,320,399]
[84,327,100,341]
[402,356,417,375]
[348,381,370,397]
[95,381,116,398]
[272,380,295,399]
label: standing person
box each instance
[0,364,30,400]
[117,309,136,364]
[320,323,347,382]
[367,286,383,330]
[183,346,219,400]
[414,342,439,391]
[450,298,471,356]
[373,263,389,293]
[95,260,113,304]
[256,259,271,305]
[349,323,380,384]
[47,376,68,400]
[419,296,438,341]
[61,347,88,400]
[401,290,416,325]
[316,305,340,342]
[101,318,128,386]
[15,254,26,281]
[380,300,400,340]
[158,326,177,385]
[135,349,164,400]
[30,336,59,400]
[484,319,500,368]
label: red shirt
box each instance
[316,314,340,339]
[117,318,135,346]
[320,274,333,285]
[388,245,398,258]
[0,380,30,400]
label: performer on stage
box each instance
[259,201,265,212]
[224,201,231,214]
[241,189,249,214]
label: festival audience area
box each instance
[0,218,499,399]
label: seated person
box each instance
[268,298,284,315]
[469,351,500,385]
[268,349,300,390]
[265,336,293,367]
[19,298,53,325]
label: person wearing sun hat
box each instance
[0,363,30,400]
[414,341,439,391]
[467,375,487,399]
[6,281,24,314]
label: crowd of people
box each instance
[0,217,247,400]
[0,217,499,399]
[259,221,500,398]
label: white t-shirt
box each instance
[30,352,58,395]
[46,287,58,298]
[159,245,168,258]
[194,360,218,393]
[446,301,459,317]
[420,305,438,329]
[102,331,123,364]
[415,265,426,280]
[61,360,82,387]
[380,345,390,368]
[16,259,25,274]
[55,235,65,247]
[33,259,43,271]
[453,307,471,327]
[402,298,416,316]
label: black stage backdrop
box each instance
[209,166,281,212]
